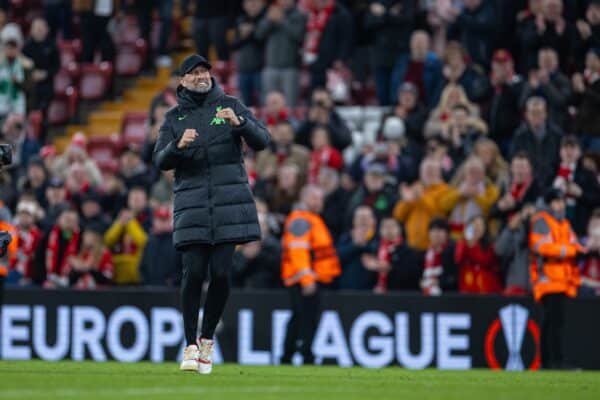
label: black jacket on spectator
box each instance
[510,122,563,188]
[255,6,307,69]
[387,242,422,291]
[490,179,541,222]
[230,8,266,73]
[364,0,415,68]
[232,235,282,289]
[153,81,270,249]
[446,65,491,104]
[518,17,575,72]
[519,72,572,128]
[567,163,600,236]
[485,76,525,143]
[574,78,600,137]
[22,36,60,110]
[309,3,353,74]
[447,1,497,69]
[295,111,353,151]
[140,232,182,286]
[336,233,378,290]
[322,186,351,242]
[575,23,600,69]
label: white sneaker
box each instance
[197,338,214,374]
[180,344,199,371]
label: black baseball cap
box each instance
[544,187,565,204]
[179,54,212,76]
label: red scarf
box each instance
[14,226,42,278]
[510,178,531,202]
[46,226,80,277]
[556,163,576,205]
[375,237,402,292]
[309,146,343,183]
[303,1,335,65]
[265,109,290,127]
[422,243,447,295]
[72,248,114,289]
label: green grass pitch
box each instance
[0,361,599,400]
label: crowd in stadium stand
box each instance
[1,0,600,296]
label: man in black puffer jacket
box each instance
[153,54,270,375]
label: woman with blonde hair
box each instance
[451,138,509,189]
[424,83,480,138]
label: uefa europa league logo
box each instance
[485,304,541,370]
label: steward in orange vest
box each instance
[529,188,583,369]
[280,185,340,364]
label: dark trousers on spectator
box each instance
[80,13,115,63]
[373,66,393,106]
[44,1,72,40]
[135,0,173,57]
[238,71,261,107]
[540,293,566,369]
[180,243,235,346]
[193,17,230,61]
[281,284,321,364]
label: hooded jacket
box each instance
[153,81,270,248]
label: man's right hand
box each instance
[177,129,199,149]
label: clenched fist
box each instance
[215,107,241,126]
[177,129,199,149]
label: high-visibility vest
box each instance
[529,210,582,302]
[281,209,341,287]
[0,221,18,277]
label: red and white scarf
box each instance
[421,243,447,296]
[46,226,80,277]
[374,237,402,292]
[555,163,576,205]
[14,226,42,278]
[303,1,335,65]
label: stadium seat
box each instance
[88,135,123,163]
[115,39,148,77]
[121,111,149,145]
[58,39,82,66]
[112,16,140,45]
[79,62,113,101]
[53,62,80,95]
[48,87,78,126]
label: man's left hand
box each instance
[216,107,241,127]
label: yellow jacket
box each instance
[104,218,147,284]
[393,182,450,251]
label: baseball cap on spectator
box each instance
[544,187,565,204]
[398,82,418,97]
[560,135,580,148]
[492,49,513,63]
[40,145,57,159]
[179,54,212,76]
[382,116,406,140]
[0,23,23,48]
[365,163,387,176]
[81,189,102,205]
[428,218,450,232]
[47,177,65,188]
[154,206,172,220]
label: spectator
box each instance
[318,167,349,241]
[471,138,510,189]
[393,157,450,252]
[149,71,179,119]
[308,125,343,183]
[104,188,150,284]
[580,210,600,296]
[424,83,480,139]
[441,41,490,103]
[68,223,113,289]
[22,17,59,111]
[232,203,281,288]
[491,152,540,223]
[73,0,116,62]
[255,120,309,181]
[262,91,298,128]
[574,0,600,69]
[384,82,428,144]
[516,0,545,73]
[140,206,181,286]
[303,0,354,89]
[133,0,173,68]
[0,210,18,287]
[518,0,574,72]
[44,207,80,288]
[446,0,497,69]
[484,49,525,155]
[39,177,67,232]
[441,156,500,240]
[256,0,307,107]
[346,163,397,226]
[424,134,456,180]
[440,103,488,162]
[18,156,48,208]
[510,96,563,187]
[231,0,267,106]
[255,163,302,220]
[192,0,231,62]
[295,87,352,151]
[390,30,443,107]
[520,47,571,128]
[119,145,154,191]
[79,190,110,233]
[142,101,170,166]
[362,217,403,293]
[7,200,42,286]
[572,48,600,149]
[552,135,600,236]
[43,0,73,40]
[51,133,102,187]
[337,205,378,290]
[495,204,536,295]
[421,218,458,296]
[455,215,503,294]
[0,24,32,119]
[150,170,174,207]
[364,0,416,106]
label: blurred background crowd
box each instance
[1,0,600,296]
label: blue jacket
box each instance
[390,51,443,107]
